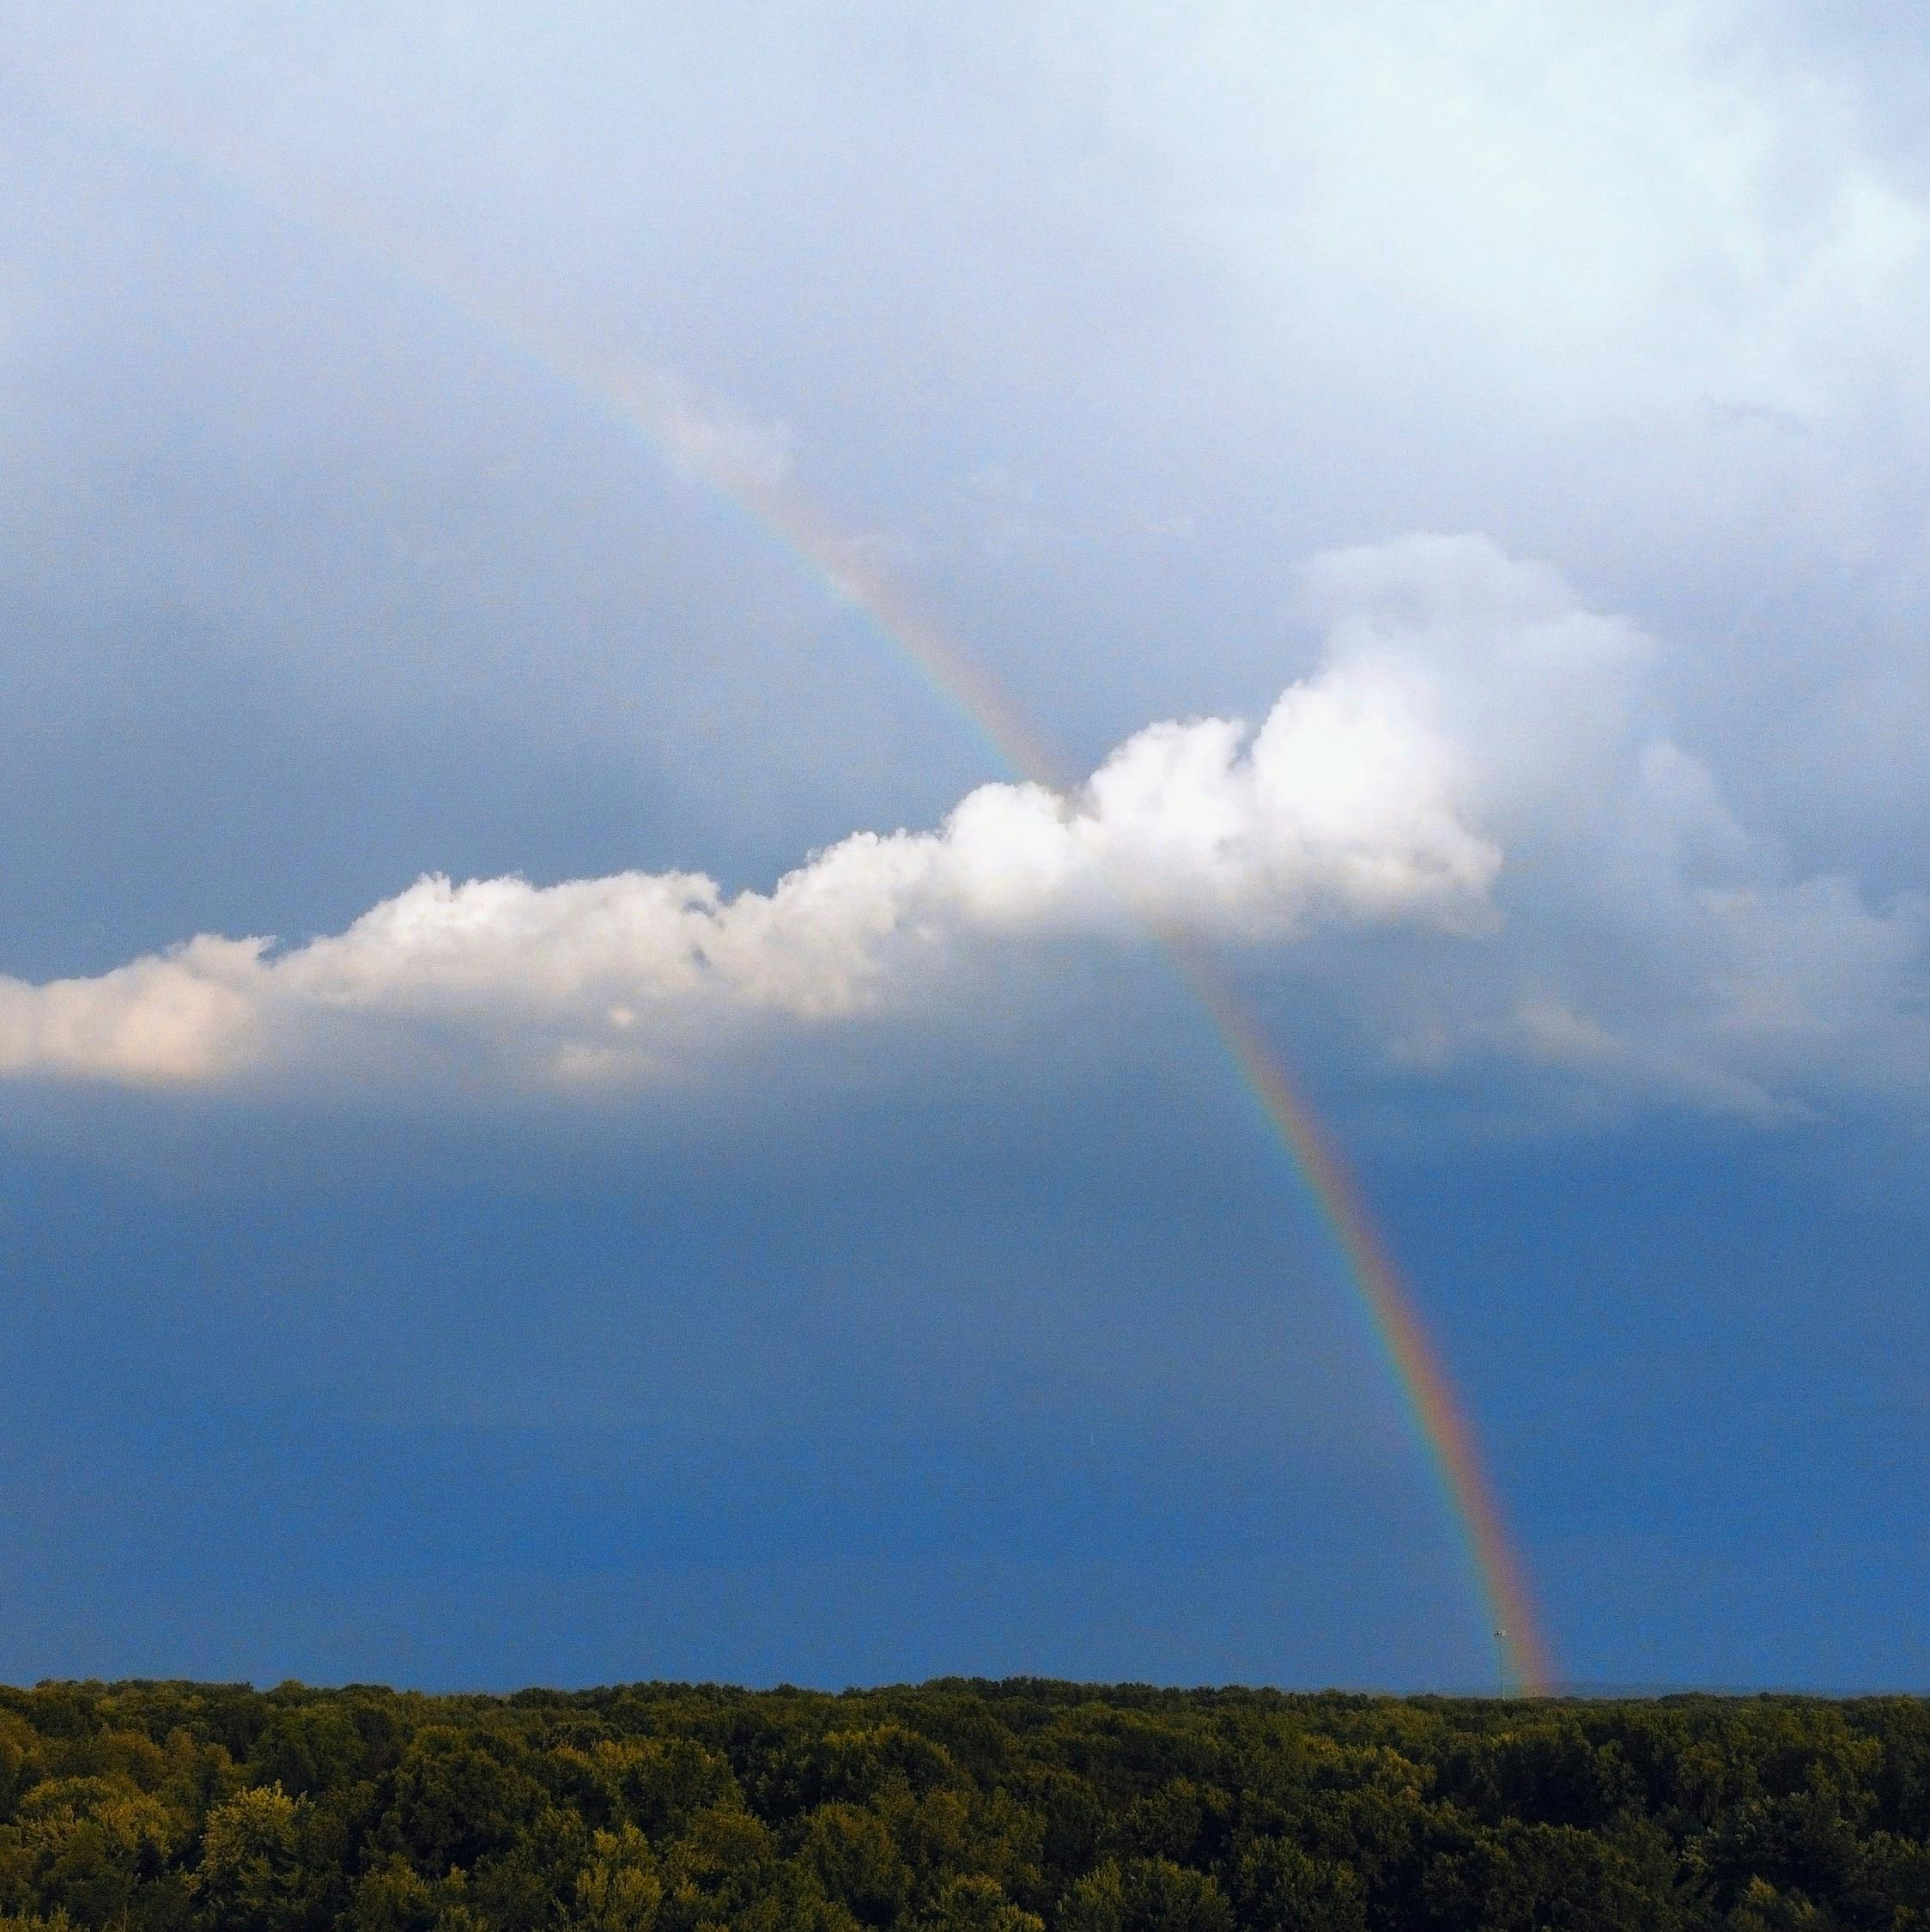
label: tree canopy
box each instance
[3,1678,1928,1930]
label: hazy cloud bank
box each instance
[3,537,1922,1117]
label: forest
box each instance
[3,1677,1928,1931]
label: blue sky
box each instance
[3,0,1927,1691]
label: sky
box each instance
[2,0,1927,1692]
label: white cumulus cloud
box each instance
[0,579,1503,1091]
[4,533,1923,1122]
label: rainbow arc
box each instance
[537,325,1556,1695]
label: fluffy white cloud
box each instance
[0,937,267,1086]
[0,568,1502,1090]
[3,535,1922,1117]
[1293,541,1930,1122]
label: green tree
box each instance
[572,1825,662,1932]
[913,1874,1043,1932]
[189,1783,318,1932]
[1232,1836,1367,1932]
[1058,1857,1234,1932]
[5,1777,190,1928]
[799,1804,913,1927]
[378,1728,544,1878]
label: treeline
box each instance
[4,1678,1930,1930]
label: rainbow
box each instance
[1169,944,1551,1695]
[55,88,1555,1694]
[537,328,1556,1697]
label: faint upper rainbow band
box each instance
[52,82,1556,1697]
